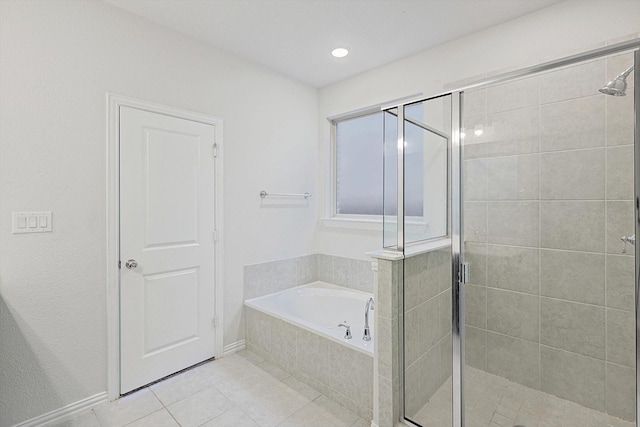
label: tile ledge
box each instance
[366,238,451,260]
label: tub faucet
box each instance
[363,297,374,341]
[338,322,352,339]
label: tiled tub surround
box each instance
[462,51,636,421]
[244,298,374,421]
[244,254,374,300]
[243,254,375,421]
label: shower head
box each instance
[599,65,634,96]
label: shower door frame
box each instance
[451,39,640,427]
[634,47,640,427]
[391,38,640,427]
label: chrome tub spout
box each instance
[363,297,374,341]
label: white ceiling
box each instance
[103,0,563,88]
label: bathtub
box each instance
[244,281,374,420]
[244,281,374,355]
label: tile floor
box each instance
[43,354,637,427]
[50,351,368,427]
[411,366,634,427]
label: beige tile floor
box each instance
[41,354,636,427]
[410,366,634,427]
[50,351,368,427]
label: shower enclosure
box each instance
[387,39,640,427]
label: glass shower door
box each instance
[460,48,638,426]
[388,94,454,427]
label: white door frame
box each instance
[106,93,224,400]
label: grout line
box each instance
[467,198,633,203]
[538,91,605,108]
[164,407,181,427]
[482,327,608,365]
[483,125,489,377]
[488,285,616,310]
[467,240,635,257]
[484,160,489,374]
[464,141,634,163]
[537,70,542,392]
[476,198,632,202]
[604,53,610,415]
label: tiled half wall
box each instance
[403,248,453,418]
[372,246,452,427]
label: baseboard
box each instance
[14,392,108,427]
[222,339,246,356]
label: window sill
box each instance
[320,216,429,233]
[320,216,383,231]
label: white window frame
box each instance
[322,96,429,233]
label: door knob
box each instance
[125,259,138,269]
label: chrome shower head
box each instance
[599,65,634,96]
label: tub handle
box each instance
[338,322,352,340]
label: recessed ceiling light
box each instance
[331,47,349,58]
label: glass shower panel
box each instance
[461,50,637,426]
[383,96,451,249]
[383,109,398,248]
[401,94,453,427]
[404,97,450,245]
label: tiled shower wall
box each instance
[462,51,636,420]
[403,248,452,418]
[244,254,374,300]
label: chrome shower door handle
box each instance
[125,259,138,269]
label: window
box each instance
[334,112,385,216]
[332,109,426,218]
[330,95,450,245]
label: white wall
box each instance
[2,0,640,425]
[317,0,640,260]
[0,1,317,425]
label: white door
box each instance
[119,106,216,394]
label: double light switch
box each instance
[12,212,52,234]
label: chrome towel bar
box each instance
[259,190,311,199]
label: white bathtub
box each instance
[244,281,374,355]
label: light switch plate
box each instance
[12,212,52,234]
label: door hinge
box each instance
[460,262,470,285]
[118,260,121,269]
[212,143,218,158]
[213,316,219,327]
[213,230,218,242]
